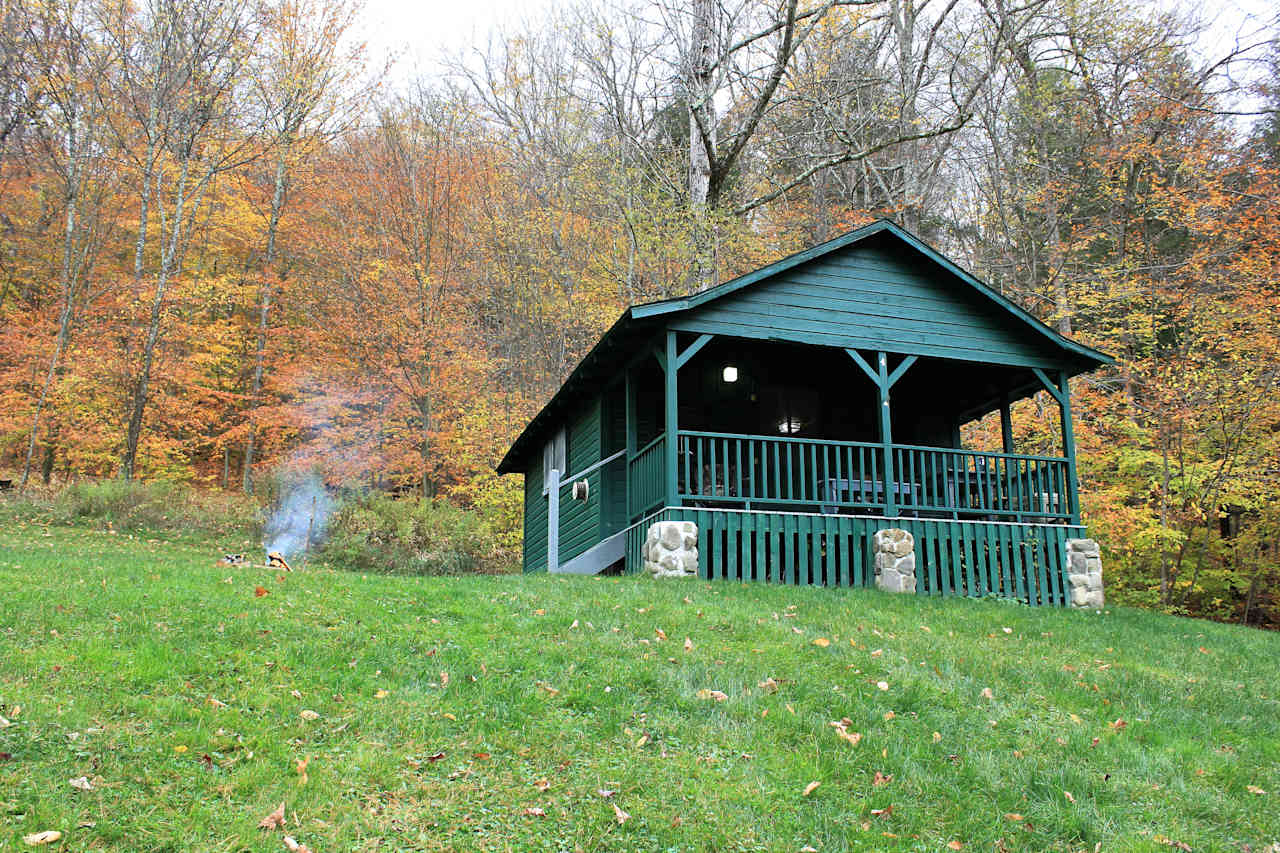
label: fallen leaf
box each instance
[948,842,964,850]
[534,609,545,615]
[981,687,994,700]
[802,780,821,797]
[295,756,310,786]
[440,671,449,687]
[208,696,228,709]
[522,807,547,817]
[758,677,779,694]
[299,710,319,721]
[1063,790,1076,803]
[1111,718,1127,730]
[374,689,389,699]
[569,619,579,629]
[1246,785,1267,795]
[870,805,893,818]
[426,751,446,762]
[533,779,550,791]
[834,728,862,747]
[873,771,893,786]
[472,752,491,760]
[655,628,667,641]
[538,682,559,696]
[696,688,728,701]
[68,776,93,791]
[22,831,62,846]
[1004,813,1025,821]
[291,689,302,699]
[613,802,630,824]
[813,637,831,647]
[870,648,883,657]
[254,586,269,597]
[684,637,693,652]
[597,788,616,799]
[259,801,286,830]
[283,837,314,853]
[877,681,889,691]
[1002,627,1012,634]
[932,731,942,743]
[883,710,895,721]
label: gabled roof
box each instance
[496,218,1112,474]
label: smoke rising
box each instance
[264,471,335,557]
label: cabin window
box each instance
[543,428,567,493]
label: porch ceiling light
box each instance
[778,416,802,434]
[722,365,739,383]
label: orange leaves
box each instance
[255,586,270,598]
[612,803,631,824]
[802,780,821,797]
[696,688,728,702]
[813,637,830,647]
[259,802,286,830]
[830,718,862,746]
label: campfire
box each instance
[217,551,292,571]
[267,551,292,571]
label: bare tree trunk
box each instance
[686,0,718,290]
[243,145,289,494]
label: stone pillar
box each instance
[873,528,916,594]
[1065,539,1104,609]
[644,521,698,578]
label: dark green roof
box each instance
[497,219,1112,475]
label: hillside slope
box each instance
[1,521,1277,851]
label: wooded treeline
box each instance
[2,0,1278,624]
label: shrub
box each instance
[52,479,261,539]
[321,496,513,575]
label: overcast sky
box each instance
[356,0,1276,112]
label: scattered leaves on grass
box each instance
[1004,813,1025,822]
[1247,785,1267,795]
[0,752,12,761]
[758,677,779,694]
[1111,719,1127,730]
[932,732,942,743]
[283,837,314,853]
[612,803,631,825]
[299,710,319,721]
[981,687,994,700]
[883,710,895,721]
[374,689,388,699]
[537,682,559,696]
[597,789,616,799]
[802,781,821,797]
[1063,791,1076,803]
[259,802,286,830]
[295,756,310,786]
[830,718,862,746]
[696,688,728,701]
[876,681,889,691]
[948,841,964,850]
[207,696,228,709]
[1154,835,1192,851]
[655,628,667,641]
[870,805,893,818]
[68,776,93,791]
[23,831,62,846]
[873,771,893,786]
[684,637,693,652]
[426,751,446,763]
[440,671,450,688]
[813,637,830,647]
[522,807,547,817]
[254,586,269,597]
[533,779,550,791]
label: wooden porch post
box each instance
[664,329,679,508]
[1000,398,1014,454]
[846,349,916,519]
[876,352,896,517]
[1032,368,1081,525]
[625,366,635,519]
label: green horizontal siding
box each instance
[522,466,547,573]
[670,243,1064,368]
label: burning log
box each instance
[220,554,247,566]
[266,551,292,572]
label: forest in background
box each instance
[1,0,1277,625]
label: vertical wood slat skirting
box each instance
[625,508,1082,606]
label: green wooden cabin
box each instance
[496,220,1112,603]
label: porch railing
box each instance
[627,434,666,518]
[674,430,1073,521]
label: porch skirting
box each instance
[626,507,1084,607]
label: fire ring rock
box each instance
[1065,539,1104,609]
[644,521,698,578]
[873,528,916,594]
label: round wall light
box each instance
[722,365,739,383]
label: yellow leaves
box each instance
[802,780,821,797]
[813,637,830,647]
[932,731,942,743]
[299,709,319,721]
[1247,785,1267,795]
[374,689,389,699]
[173,745,188,753]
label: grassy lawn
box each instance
[1,519,1277,852]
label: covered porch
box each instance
[625,331,1081,527]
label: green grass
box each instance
[1,520,1277,852]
